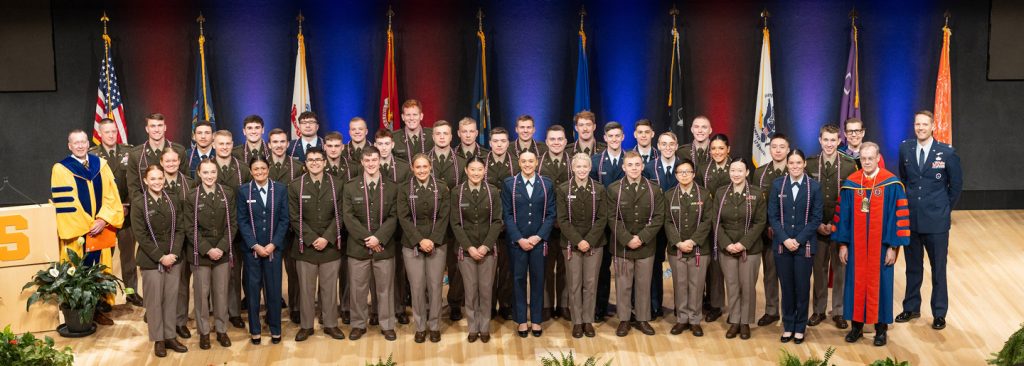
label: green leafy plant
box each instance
[539,351,612,366]
[365,352,396,366]
[778,347,835,366]
[0,325,74,366]
[22,248,123,323]
[989,323,1024,365]
[870,357,911,366]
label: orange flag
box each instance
[934,25,952,145]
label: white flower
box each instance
[67,267,76,276]
[48,268,59,277]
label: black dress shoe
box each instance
[584,323,596,337]
[671,323,690,335]
[154,341,166,357]
[396,312,410,325]
[691,324,704,337]
[780,333,793,343]
[633,321,655,336]
[739,324,751,340]
[571,324,584,338]
[216,332,231,347]
[450,306,463,321]
[845,328,863,343]
[793,334,805,344]
[250,336,261,345]
[894,311,920,323]
[271,335,282,344]
[381,329,397,341]
[126,294,144,307]
[705,308,723,323]
[932,317,946,330]
[499,307,513,321]
[176,325,192,339]
[480,333,491,343]
[517,329,528,338]
[873,332,887,346]
[531,327,543,337]
[294,328,313,342]
[369,314,379,326]
[429,330,441,343]
[725,324,740,339]
[414,331,426,343]
[757,314,780,326]
[290,311,301,324]
[833,315,849,329]
[807,313,825,326]
[341,311,351,325]
[165,338,188,353]
[229,317,246,329]
[349,328,366,341]
[199,334,211,349]
[324,327,345,340]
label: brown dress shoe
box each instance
[229,317,245,329]
[341,311,351,325]
[739,324,751,340]
[583,323,596,338]
[126,294,144,307]
[216,332,231,347]
[704,308,723,323]
[176,325,191,339]
[633,321,656,335]
[468,332,479,343]
[154,341,167,357]
[807,313,826,326]
[671,323,691,335]
[324,327,345,340]
[414,331,426,343]
[429,330,441,343]
[199,334,211,349]
[349,328,366,340]
[164,338,188,353]
[295,328,314,342]
[725,324,740,339]
[833,315,849,329]
[757,314,779,326]
[615,321,631,337]
[94,312,114,326]
[691,324,704,337]
[479,333,491,343]
[571,324,584,338]
[381,329,397,341]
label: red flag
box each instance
[379,25,399,131]
[934,25,952,145]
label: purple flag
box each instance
[839,25,861,144]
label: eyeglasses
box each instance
[846,129,865,135]
[676,170,694,175]
[306,158,325,163]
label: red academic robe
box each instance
[831,168,910,324]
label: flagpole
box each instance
[668,4,679,106]
[477,8,489,136]
[579,5,587,49]
[100,12,113,121]
[297,11,307,120]
[197,13,210,122]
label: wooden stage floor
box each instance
[49,210,1024,365]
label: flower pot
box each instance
[57,304,96,338]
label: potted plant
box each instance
[0,325,75,366]
[539,351,612,366]
[989,323,1024,366]
[778,347,835,366]
[22,247,123,337]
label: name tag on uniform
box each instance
[568,195,577,199]
[932,161,945,169]
[353,197,363,203]
[460,203,470,208]
[600,171,608,175]
[409,195,418,199]
[301,195,311,199]
[246,199,257,203]
[746,195,755,201]
[670,206,680,211]
[148,210,157,215]
[778,194,788,199]
[197,204,205,208]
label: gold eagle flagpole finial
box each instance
[760,8,770,29]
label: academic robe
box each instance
[51,154,124,265]
[831,168,910,325]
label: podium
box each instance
[0,204,60,333]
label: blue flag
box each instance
[573,28,591,115]
[471,28,491,146]
[192,30,216,130]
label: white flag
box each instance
[752,27,775,168]
[290,32,312,139]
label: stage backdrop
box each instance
[0,0,1021,208]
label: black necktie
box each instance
[313,180,321,190]
[259,187,266,202]
[438,154,447,165]
[306,143,312,152]
[369,181,377,193]
[918,148,926,170]
[200,154,208,160]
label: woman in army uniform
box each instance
[711,157,767,340]
[556,153,608,339]
[701,133,733,322]
[184,159,235,349]
[398,154,451,343]
[132,165,187,357]
[665,159,713,337]
[451,156,503,343]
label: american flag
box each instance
[93,36,127,145]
